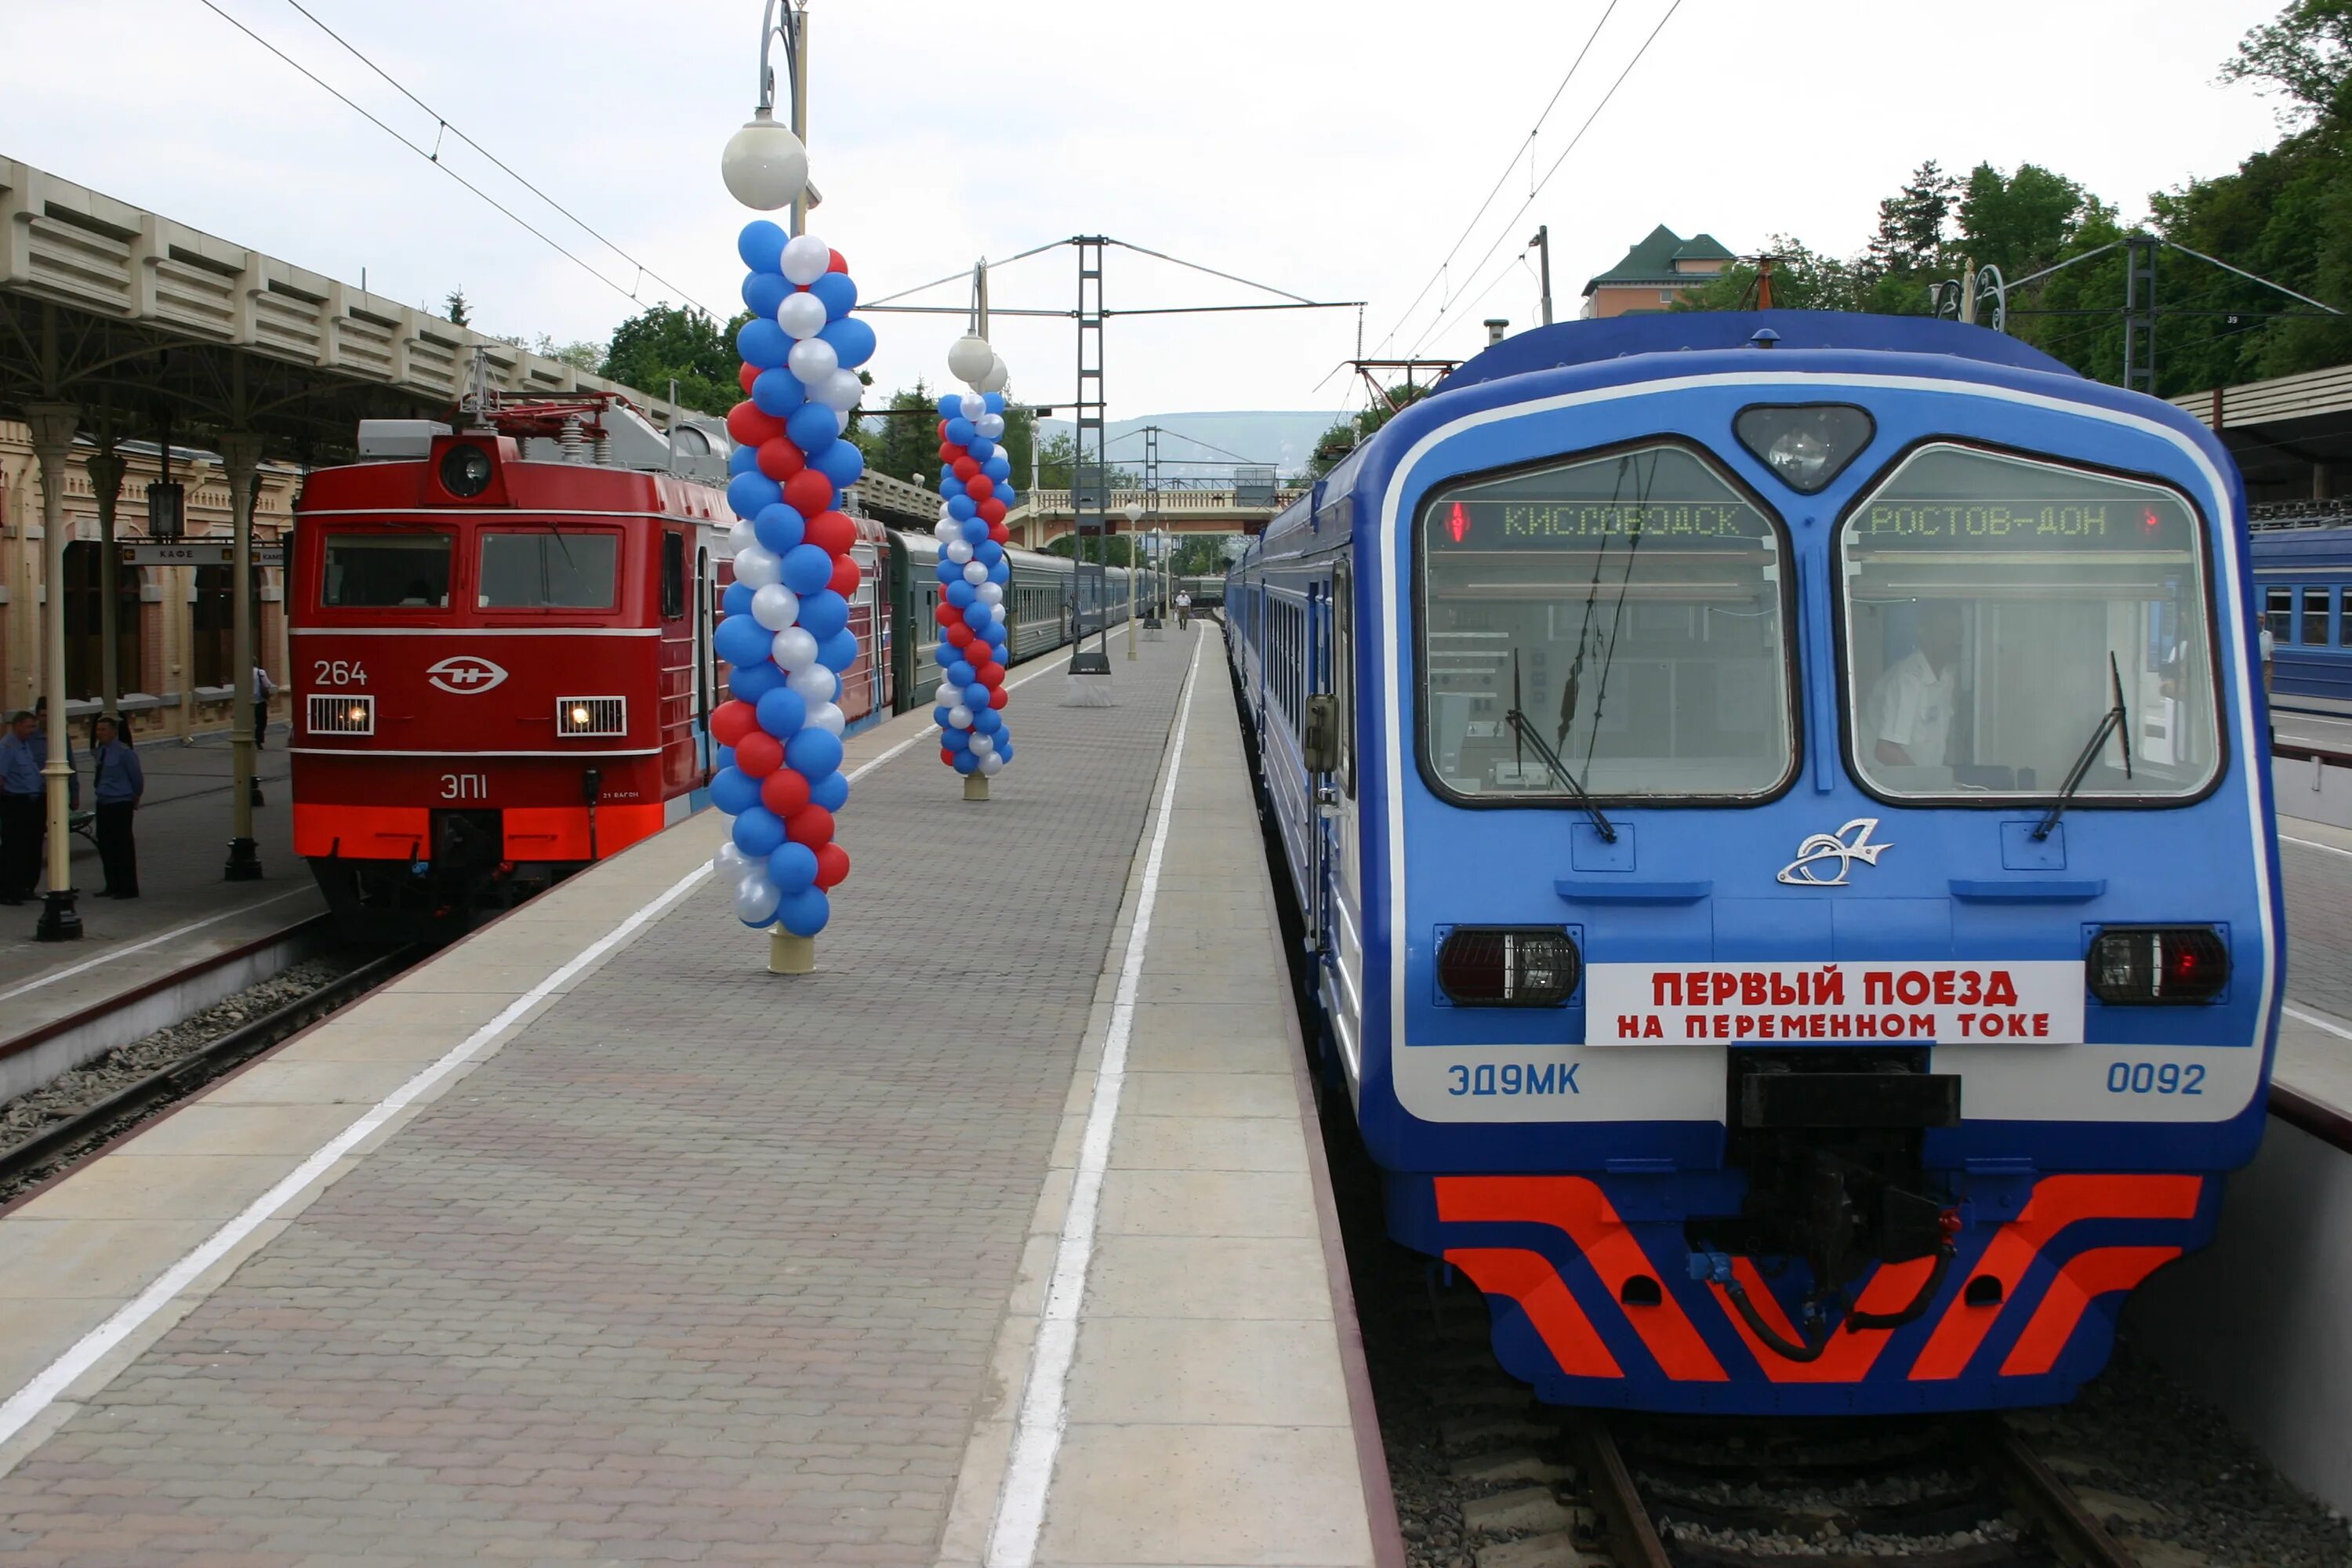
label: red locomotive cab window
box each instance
[322,532,453,608]
[477,528,620,611]
[661,531,687,620]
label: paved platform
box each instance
[0,631,1388,1566]
[1,724,321,1057]
[2272,808,2352,1114]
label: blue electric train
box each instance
[2249,505,2352,712]
[1230,312,2281,1415]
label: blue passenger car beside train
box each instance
[2249,510,2352,711]
[1229,311,2281,1415]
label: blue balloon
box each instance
[947,494,977,521]
[728,659,784,701]
[785,400,837,456]
[721,581,755,617]
[946,580,977,608]
[818,316,876,369]
[777,886,830,938]
[968,437,996,463]
[983,451,1011,480]
[728,444,760,475]
[728,471,782,521]
[936,559,964,586]
[940,724,970,751]
[782,543,835,595]
[988,559,1011,584]
[738,318,791,368]
[755,503,807,554]
[983,392,1007,414]
[997,740,1013,763]
[975,707,1004,735]
[810,770,850,811]
[786,727,844,779]
[716,744,736,770]
[809,270,858,321]
[940,475,965,499]
[717,615,773,667]
[936,640,959,665]
[819,628,859,671]
[798,590,849,641]
[983,619,1008,645]
[732,805,786,858]
[996,483,1018,507]
[944,416,976,446]
[752,366,807,416]
[739,220,786,272]
[976,541,1004,565]
[965,682,991,708]
[757,687,808,738]
[813,439,863,487]
[953,750,981,775]
[768,840,818,893]
[947,659,976,687]
[932,705,953,727]
[936,394,962,418]
[962,516,989,543]
[710,765,760,815]
[742,269,791,318]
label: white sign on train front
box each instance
[1584,961,2085,1046]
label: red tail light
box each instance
[2087,926,2229,1004]
[1447,502,1470,543]
[1437,926,1581,1007]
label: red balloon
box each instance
[978,498,1007,524]
[738,361,760,394]
[727,401,784,447]
[783,469,835,517]
[952,456,981,482]
[938,420,951,442]
[711,699,759,746]
[804,509,857,557]
[940,746,957,765]
[976,661,1005,687]
[760,768,811,817]
[946,624,974,649]
[829,554,862,596]
[934,602,963,627]
[757,437,806,481]
[785,804,834,849]
[988,687,1009,710]
[989,524,1011,545]
[938,441,959,461]
[813,842,850,889]
[734,730,784,778]
[965,474,995,502]
[827,249,848,274]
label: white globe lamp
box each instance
[947,333,995,387]
[720,110,808,211]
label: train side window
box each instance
[479,528,619,609]
[1334,562,1356,797]
[2267,586,2293,644]
[322,532,452,608]
[661,532,686,620]
[2301,586,2332,645]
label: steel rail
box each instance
[1980,1419,2142,1568]
[1570,1416,1673,1568]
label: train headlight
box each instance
[2085,926,2230,1004]
[1733,404,1874,495]
[439,442,495,498]
[1436,926,1581,1007]
[556,696,626,737]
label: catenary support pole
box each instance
[220,431,265,881]
[26,404,83,941]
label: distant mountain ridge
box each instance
[1035,410,1338,484]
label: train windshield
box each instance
[322,532,452,608]
[477,528,619,610]
[1839,445,2220,802]
[1417,444,1795,802]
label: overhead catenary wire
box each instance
[195,0,681,318]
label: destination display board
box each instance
[1848,495,2198,552]
[1424,447,1773,552]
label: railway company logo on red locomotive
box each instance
[425,655,510,695]
[1584,961,2086,1046]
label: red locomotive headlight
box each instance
[439,442,495,499]
[1437,926,1581,1007]
[2086,926,2229,1004]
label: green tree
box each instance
[1308,384,1432,477]
[2222,0,2352,123]
[531,334,605,374]
[857,382,944,488]
[1958,163,2091,279]
[1677,237,1870,313]
[444,288,472,326]
[602,303,751,416]
[1868,160,1959,277]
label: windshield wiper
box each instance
[1505,650,1617,843]
[2033,651,2133,841]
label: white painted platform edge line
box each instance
[2285,1003,2352,1041]
[986,633,1203,1568]
[0,862,711,1457]
[2281,833,2352,860]
[0,888,313,1004]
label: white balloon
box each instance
[732,544,781,588]
[969,732,995,756]
[713,841,753,884]
[788,663,837,703]
[978,354,1010,394]
[990,603,1007,624]
[809,701,846,736]
[788,335,839,387]
[934,522,961,546]
[776,290,828,340]
[978,751,1004,776]
[733,869,781,924]
[771,626,819,670]
[948,704,974,729]
[751,583,801,631]
[728,518,757,553]
[975,412,1006,441]
[946,539,974,564]
[781,232,832,286]
[977,582,1004,605]
[947,332,994,385]
[962,561,988,585]
[935,681,960,706]
[819,368,866,412]
[831,405,851,437]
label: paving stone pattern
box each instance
[2281,845,2352,1023]
[0,649,1200,1564]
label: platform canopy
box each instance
[2172,363,2352,510]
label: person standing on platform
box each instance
[0,710,39,906]
[252,663,278,749]
[89,715,143,899]
[1176,589,1192,629]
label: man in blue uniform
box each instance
[89,714,143,898]
[0,710,38,905]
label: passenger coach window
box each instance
[478,529,619,609]
[322,532,452,608]
[1417,445,1795,801]
[2302,586,2332,645]
[2266,586,2294,644]
[1840,445,2220,802]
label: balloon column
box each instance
[931,351,1018,795]
[705,221,876,947]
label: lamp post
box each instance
[1123,500,1144,659]
[722,1,813,233]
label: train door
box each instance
[1305,579,1330,947]
[1327,559,1361,1072]
[854,538,883,717]
[695,544,716,777]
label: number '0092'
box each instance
[2107,1062,2204,1095]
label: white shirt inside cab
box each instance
[1868,648,1956,767]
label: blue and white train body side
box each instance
[1230,311,2281,1415]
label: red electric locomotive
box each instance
[291,393,744,936]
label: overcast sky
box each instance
[5,0,2298,426]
